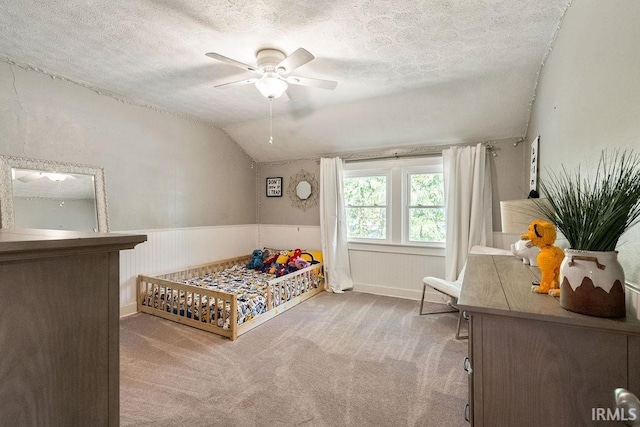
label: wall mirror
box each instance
[296,180,312,200]
[0,156,109,232]
[287,169,318,211]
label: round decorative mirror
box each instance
[287,169,318,211]
[296,180,312,200]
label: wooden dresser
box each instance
[0,229,146,426]
[458,253,640,426]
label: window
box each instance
[407,172,445,243]
[344,174,388,240]
[343,157,444,246]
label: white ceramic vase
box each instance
[559,249,626,318]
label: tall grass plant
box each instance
[536,150,640,252]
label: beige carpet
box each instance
[120,291,468,426]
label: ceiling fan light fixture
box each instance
[255,74,288,99]
[44,172,70,182]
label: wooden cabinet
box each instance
[0,229,146,426]
[458,254,640,426]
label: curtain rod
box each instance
[342,138,523,163]
[344,151,443,163]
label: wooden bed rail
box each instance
[236,262,325,337]
[268,263,324,310]
[137,275,239,340]
[156,255,252,282]
[136,257,325,340]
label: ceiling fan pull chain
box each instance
[269,97,274,144]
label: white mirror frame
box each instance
[0,155,109,232]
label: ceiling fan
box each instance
[205,48,337,99]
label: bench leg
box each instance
[420,283,458,315]
[455,310,469,340]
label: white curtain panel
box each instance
[442,143,493,281]
[319,157,354,293]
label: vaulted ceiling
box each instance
[0,0,569,162]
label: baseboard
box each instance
[120,302,138,319]
[353,282,448,304]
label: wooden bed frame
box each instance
[137,255,324,340]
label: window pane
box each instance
[344,176,386,206]
[410,173,444,206]
[409,208,445,242]
[346,207,386,239]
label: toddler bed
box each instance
[136,253,324,340]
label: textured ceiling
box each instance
[0,0,569,162]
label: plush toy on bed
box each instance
[521,219,565,297]
[288,248,302,263]
[300,250,323,265]
[276,250,290,265]
[285,249,302,271]
[262,253,277,266]
[294,257,310,270]
[246,249,264,270]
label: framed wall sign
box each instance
[266,177,283,197]
[530,136,539,193]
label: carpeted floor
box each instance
[120,291,469,426]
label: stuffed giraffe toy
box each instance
[521,219,565,296]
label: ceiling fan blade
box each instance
[276,48,314,73]
[285,75,337,90]
[205,52,260,73]
[214,77,259,89]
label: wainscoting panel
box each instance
[349,248,446,302]
[257,224,322,250]
[118,225,257,317]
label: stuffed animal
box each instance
[300,250,323,265]
[511,239,540,267]
[294,257,310,270]
[263,253,278,266]
[246,249,264,270]
[276,250,290,265]
[288,248,302,264]
[521,220,565,296]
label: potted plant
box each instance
[535,149,640,318]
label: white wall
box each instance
[0,61,256,230]
[525,0,640,318]
[257,224,321,251]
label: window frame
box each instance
[343,157,444,248]
[403,166,446,246]
[343,169,391,244]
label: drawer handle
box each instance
[463,357,473,374]
[464,403,470,422]
[462,311,469,320]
